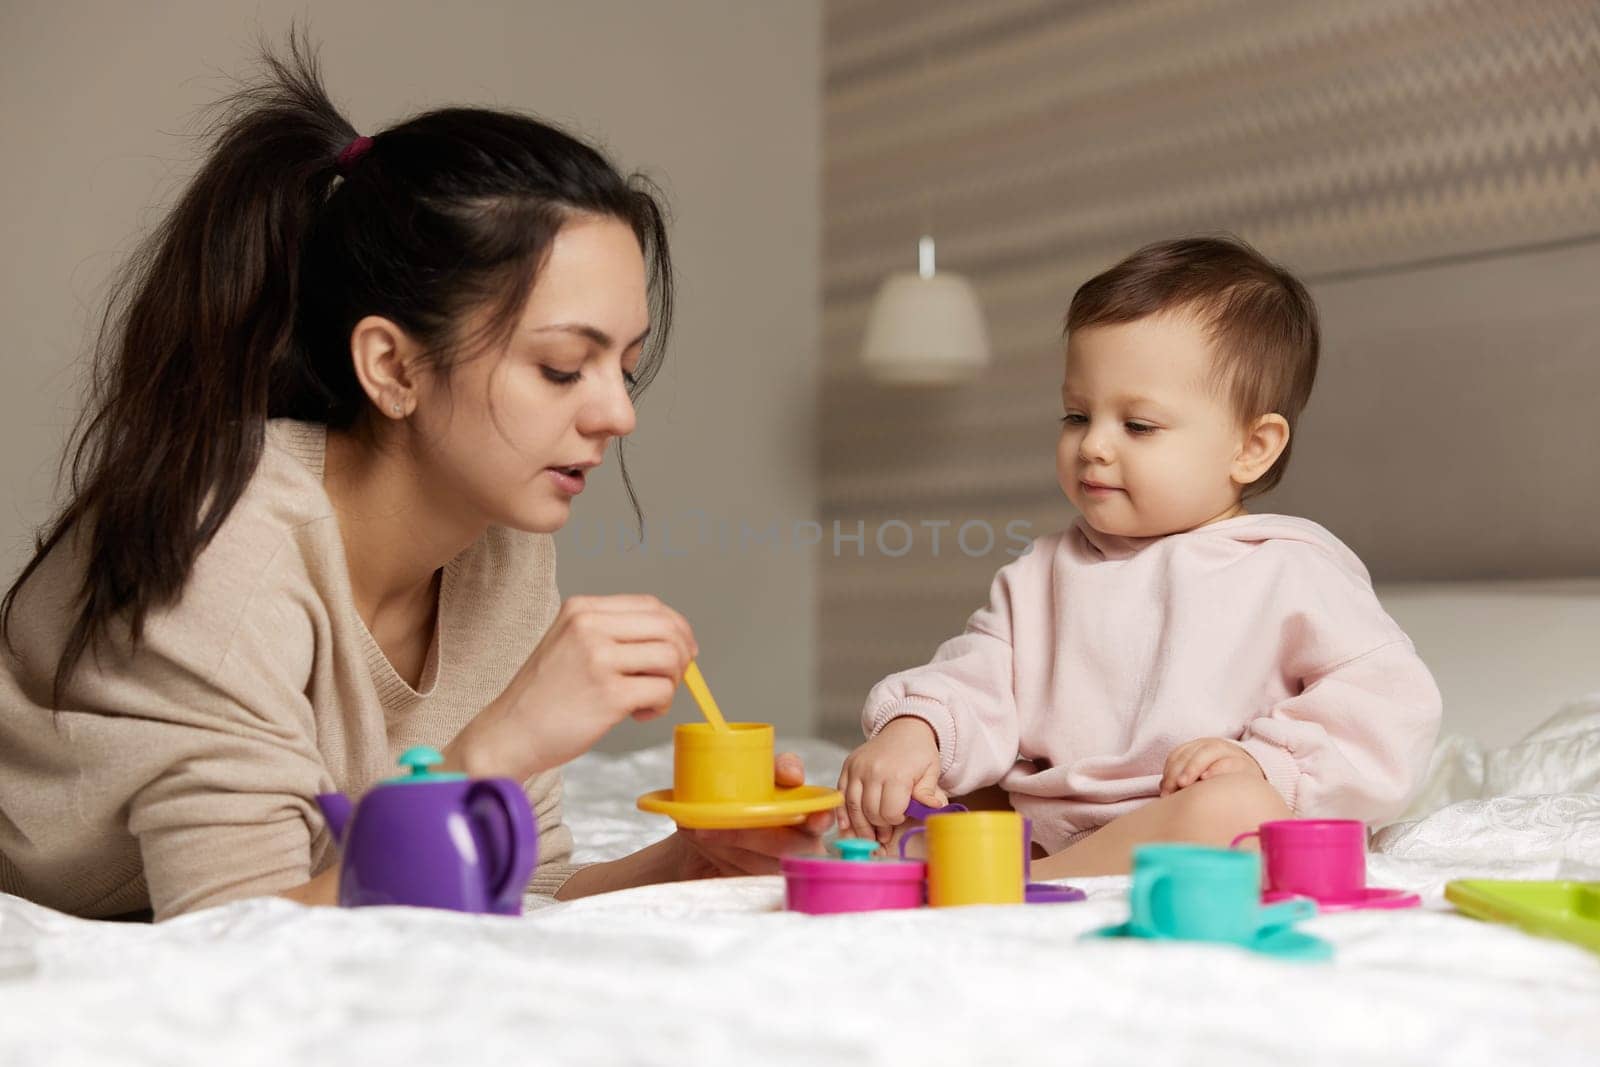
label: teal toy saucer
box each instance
[1248,923,1333,961]
[1085,920,1332,962]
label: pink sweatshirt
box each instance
[861,514,1442,852]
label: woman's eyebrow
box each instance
[533,323,651,349]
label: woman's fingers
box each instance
[565,607,696,667]
[687,833,771,875]
[610,676,677,721]
[803,810,836,835]
[565,593,678,615]
[609,639,690,680]
[689,825,817,875]
[488,594,700,782]
[775,752,805,789]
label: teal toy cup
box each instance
[1128,844,1314,944]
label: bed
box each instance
[2,581,1597,1066]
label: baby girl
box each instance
[837,236,1442,878]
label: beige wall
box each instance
[0,2,821,749]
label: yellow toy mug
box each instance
[672,722,775,804]
[898,810,1026,907]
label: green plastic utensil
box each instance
[1445,879,1600,955]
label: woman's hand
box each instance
[669,752,835,877]
[553,752,835,900]
[448,595,697,781]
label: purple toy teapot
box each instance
[316,746,538,915]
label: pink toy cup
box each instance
[1230,819,1367,899]
[781,854,926,914]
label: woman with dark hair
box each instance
[0,35,825,921]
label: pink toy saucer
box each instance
[781,847,926,915]
[1262,886,1421,912]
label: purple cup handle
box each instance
[1026,883,1087,904]
[901,802,1031,879]
[906,798,968,820]
[898,825,926,860]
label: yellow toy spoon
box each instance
[682,660,731,732]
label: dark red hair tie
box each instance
[335,135,373,176]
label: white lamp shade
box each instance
[860,270,992,385]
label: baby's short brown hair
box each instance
[1066,235,1319,498]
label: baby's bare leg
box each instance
[1029,773,1290,880]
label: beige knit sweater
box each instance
[0,420,581,920]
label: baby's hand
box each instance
[1160,737,1265,796]
[836,717,946,843]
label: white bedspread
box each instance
[4,709,1599,1067]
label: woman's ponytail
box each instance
[3,33,356,698]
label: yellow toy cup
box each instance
[899,811,1025,907]
[672,722,775,804]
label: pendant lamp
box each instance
[860,236,991,385]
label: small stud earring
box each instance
[391,403,403,416]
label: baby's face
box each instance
[1057,311,1250,537]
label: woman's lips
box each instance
[546,467,587,495]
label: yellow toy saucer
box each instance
[636,784,843,830]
